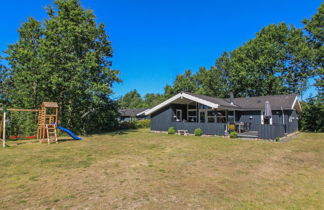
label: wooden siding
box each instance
[235,111,261,131]
[170,122,226,135]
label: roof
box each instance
[226,94,298,110]
[42,102,59,108]
[184,92,236,108]
[119,108,148,117]
[144,92,301,115]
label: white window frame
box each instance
[187,102,198,122]
[207,110,216,123]
[175,109,182,122]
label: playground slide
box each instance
[57,125,82,140]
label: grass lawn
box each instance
[0,129,323,209]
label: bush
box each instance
[118,121,137,130]
[168,127,176,134]
[118,119,151,130]
[135,119,150,128]
[194,128,203,136]
[230,131,238,138]
[274,137,280,142]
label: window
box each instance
[187,102,197,122]
[198,104,211,110]
[199,111,206,123]
[216,110,227,123]
[188,111,197,116]
[188,102,197,109]
[228,111,235,123]
[207,110,216,123]
[175,109,182,121]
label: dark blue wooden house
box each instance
[143,92,301,139]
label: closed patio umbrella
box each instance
[264,101,272,119]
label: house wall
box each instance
[235,111,261,131]
[151,104,226,135]
[150,106,173,132]
[236,110,298,134]
[286,110,298,133]
[150,104,299,137]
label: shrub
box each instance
[168,127,176,134]
[135,119,150,128]
[274,137,280,142]
[230,131,238,138]
[194,128,203,136]
[118,121,137,130]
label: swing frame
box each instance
[1,108,41,147]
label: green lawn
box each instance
[0,129,323,209]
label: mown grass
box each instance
[0,129,323,209]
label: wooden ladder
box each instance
[46,124,58,144]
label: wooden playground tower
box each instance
[1,102,59,147]
[37,102,59,144]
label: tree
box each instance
[171,70,198,94]
[5,0,120,134]
[0,59,10,104]
[143,93,165,107]
[303,3,324,98]
[227,23,311,97]
[5,18,44,108]
[299,96,324,132]
[119,90,144,108]
[193,66,227,97]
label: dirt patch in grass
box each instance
[0,130,323,209]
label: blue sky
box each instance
[0,0,321,99]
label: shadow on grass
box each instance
[90,129,140,137]
[58,138,81,142]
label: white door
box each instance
[176,109,182,121]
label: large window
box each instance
[199,111,206,123]
[187,102,197,122]
[228,111,235,123]
[216,110,227,123]
[207,110,216,123]
[188,102,197,109]
[198,104,211,110]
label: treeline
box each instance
[119,4,323,132]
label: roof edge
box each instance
[145,92,220,115]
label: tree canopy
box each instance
[3,0,120,134]
[303,3,324,98]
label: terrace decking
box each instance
[237,131,258,138]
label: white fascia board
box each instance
[297,100,302,112]
[291,96,302,112]
[144,93,219,115]
[144,93,183,115]
[182,93,219,109]
[136,109,149,116]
